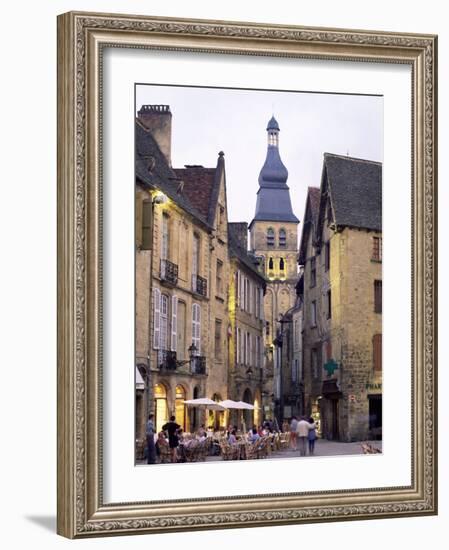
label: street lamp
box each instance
[175,342,198,367]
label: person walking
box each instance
[162,416,181,463]
[296,416,312,456]
[146,413,157,464]
[290,416,298,451]
[307,417,317,455]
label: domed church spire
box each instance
[267,115,280,146]
[250,116,299,225]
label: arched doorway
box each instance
[175,385,186,431]
[254,389,262,428]
[242,388,253,430]
[154,383,168,433]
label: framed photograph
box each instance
[57,11,437,538]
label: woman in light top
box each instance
[307,417,317,455]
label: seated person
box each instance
[155,431,169,456]
[228,429,237,445]
[248,427,261,444]
[196,424,206,437]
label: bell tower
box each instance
[249,115,300,346]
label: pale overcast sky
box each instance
[136,84,383,229]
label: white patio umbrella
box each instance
[236,401,255,410]
[183,398,226,411]
[217,400,255,433]
[218,399,244,409]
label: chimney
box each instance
[229,222,249,252]
[137,105,172,166]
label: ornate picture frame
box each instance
[57,11,437,538]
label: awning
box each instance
[218,400,256,410]
[135,367,145,390]
[183,398,226,411]
[322,379,342,398]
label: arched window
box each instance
[268,257,274,270]
[279,228,286,247]
[279,258,285,271]
[175,385,186,430]
[267,227,275,247]
[154,383,168,432]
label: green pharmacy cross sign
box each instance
[324,358,339,377]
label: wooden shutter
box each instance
[192,303,201,354]
[373,334,382,371]
[141,199,152,250]
[152,288,161,349]
[236,328,239,364]
[170,295,178,351]
[374,280,382,313]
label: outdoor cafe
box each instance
[152,398,290,464]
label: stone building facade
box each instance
[227,222,266,429]
[298,154,382,442]
[248,116,300,424]
[135,105,231,447]
[278,284,304,421]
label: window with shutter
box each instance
[311,300,317,327]
[170,295,178,351]
[141,199,152,250]
[192,303,201,354]
[310,257,316,287]
[161,214,169,260]
[249,334,253,366]
[374,280,382,313]
[279,228,286,247]
[236,328,240,364]
[324,242,330,271]
[192,233,200,277]
[215,320,222,360]
[160,295,169,351]
[373,334,382,371]
[235,271,240,306]
[152,288,161,349]
[372,237,382,261]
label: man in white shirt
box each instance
[296,416,312,456]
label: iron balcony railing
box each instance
[192,274,207,297]
[191,355,206,375]
[160,259,178,285]
[158,350,177,371]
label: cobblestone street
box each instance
[137,439,382,465]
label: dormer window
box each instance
[267,228,275,247]
[279,228,286,247]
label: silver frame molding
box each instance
[57,11,438,538]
